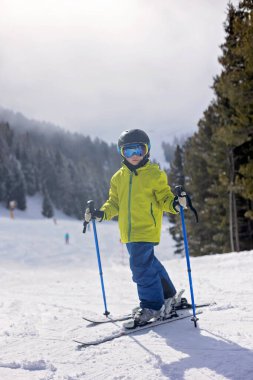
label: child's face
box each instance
[125,155,144,166]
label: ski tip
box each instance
[74,340,88,350]
[76,345,87,351]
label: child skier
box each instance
[84,129,187,325]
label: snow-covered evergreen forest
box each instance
[162,2,253,256]
[0,108,121,219]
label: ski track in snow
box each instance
[0,198,253,380]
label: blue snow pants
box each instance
[126,242,176,310]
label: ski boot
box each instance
[164,289,185,317]
[131,305,165,327]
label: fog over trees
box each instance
[0,109,121,219]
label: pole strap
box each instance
[186,194,198,223]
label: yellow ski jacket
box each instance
[101,161,178,244]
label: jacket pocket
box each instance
[150,203,157,227]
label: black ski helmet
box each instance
[118,129,151,151]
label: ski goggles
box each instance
[119,143,149,158]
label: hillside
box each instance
[0,108,121,219]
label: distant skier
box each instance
[9,200,17,219]
[65,232,70,245]
[84,129,187,325]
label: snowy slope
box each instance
[0,199,253,380]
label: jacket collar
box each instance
[122,157,149,175]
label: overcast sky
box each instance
[0,0,238,159]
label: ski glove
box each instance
[173,193,187,212]
[84,207,104,223]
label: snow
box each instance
[0,197,253,380]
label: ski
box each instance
[75,310,203,349]
[179,301,216,310]
[82,301,214,325]
[82,314,131,324]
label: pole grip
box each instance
[87,200,95,213]
[175,185,184,197]
[175,185,199,223]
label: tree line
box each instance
[0,117,121,219]
[165,1,253,255]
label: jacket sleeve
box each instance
[100,175,119,220]
[154,171,178,214]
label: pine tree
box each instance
[212,1,253,250]
[42,189,54,218]
[162,142,175,165]
[5,157,26,210]
[183,103,230,255]
[17,133,38,196]
[181,1,253,254]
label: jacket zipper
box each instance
[150,203,156,227]
[128,172,133,241]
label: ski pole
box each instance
[175,186,198,327]
[85,200,110,317]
